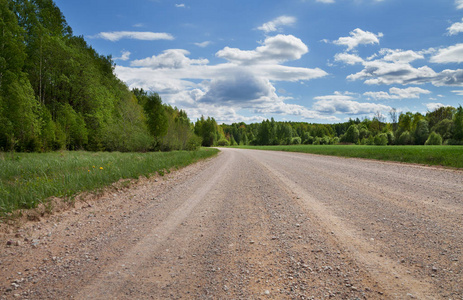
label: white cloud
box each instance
[457,0,463,9]
[115,36,328,122]
[347,60,437,85]
[194,41,211,48]
[130,49,209,69]
[447,18,463,35]
[364,87,431,100]
[335,45,463,87]
[199,72,276,107]
[92,31,174,41]
[114,50,131,61]
[430,43,463,64]
[380,49,424,63]
[334,52,364,65]
[175,4,186,8]
[452,90,463,96]
[257,16,297,33]
[216,34,308,64]
[312,94,391,115]
[333,28,383,51]
[316,0,335,3]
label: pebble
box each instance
[264,290,270,295]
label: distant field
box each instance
[232,145,463,169]
[0,149,219,215]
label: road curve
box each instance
[1,148,462,299]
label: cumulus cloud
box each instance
[447,18,463,35]
[430,44,463,64]
[130,49,209,69]
[363,87,431,100]
[380,49,424,63]
[312,93,391,115]
[457,0,463,9]
[347,60,437,85]
[334,52,364,65]
[257,16,297,33]
[114,50,131,61]
[216,34,308,64]
[116,35,328,123]
[92,31,174,42]
[199,72,276,107]
[335,46,463,87]
[333,28,383,51]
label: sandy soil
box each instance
[1,148,462,299]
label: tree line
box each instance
[1,0,461,153]
[219,105,463,146]
[0,0,203,152]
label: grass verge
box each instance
[232,145,463,169]
[0,148,219,216]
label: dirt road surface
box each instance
[1,148,462,299]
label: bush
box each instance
[217,138,230,146]
[291,137,302,145]
[425,132,443,145]
[398,131,413,145]
[374,133,388,146]
[185,135,202,151]
[386,131,395,145]
[303,134,314,145]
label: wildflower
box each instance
[100,167,103,170]
[88,170,90,172]
[92,165,95,168]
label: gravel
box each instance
[1,148,462,299]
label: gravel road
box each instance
[1,148,462,299]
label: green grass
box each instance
[232,145,463,169]
[0,148,219,215]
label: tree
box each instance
[389,108,398,133]
[453,105,463,142]
[426,106,455,129]
[414,119,429,145]
[425,132,442,145]
[194,116,218,147]
[431,119,453,141]
[341,125,359,144]
[374,133,388,146]
[398,131,413,145]
[134,90,168,140]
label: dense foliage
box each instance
[0,0,201,152]
[220,106,463,147]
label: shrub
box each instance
[291,137,302,145]
[425,132,443,145]
[217,138,230,146]
[386,131,395,145]
[185,135,202,151]
[374,133,388,146]
[398,131,413,145]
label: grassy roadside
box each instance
[0,148,219,215]
[231,145,463,169]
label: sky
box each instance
[54,0,463,124]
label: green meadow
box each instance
[233,145,463,169]
[0,149,218,215]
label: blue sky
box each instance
[55,0,463,124]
